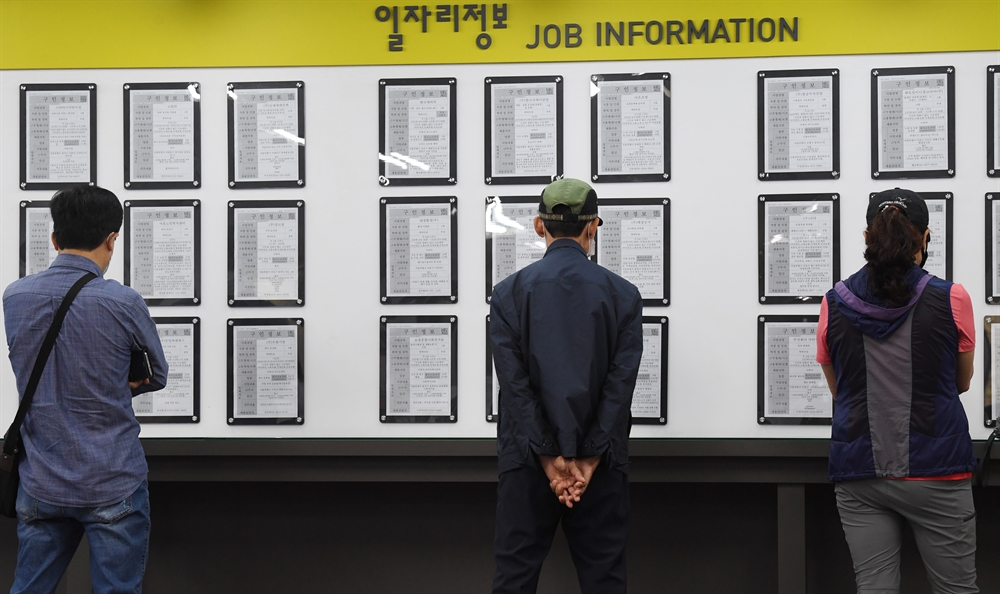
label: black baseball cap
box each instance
[867,188,928,232]
[538,178,602,226]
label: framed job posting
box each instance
[227,81,305,189]
[596,198,670,307]
[380,316,458,423]
[135,317,200,423]
[228,200,305,307]
[633,316,668,425]
[20,83,97,190]
[871,66,955,180]
[985,317,1000,428]
[380,197,458,304]
[379,77,457,186]
[18,200,56,278]
[123,82,201,190]
[485,195,546,303]
[124,200,201,306]
[986,194,1000,305]
[484,75,563,185]
[227,318,304,426]
[989,66,1000,178]
[591,72,671,183]
[759,194,840,304]
[757,68,839,180]
[758,315,831,425]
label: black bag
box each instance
[0,273,95,518]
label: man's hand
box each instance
[129,378,150,390]
[568,456,601,499]
[539,455,585,508]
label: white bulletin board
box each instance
[2,50,998,441]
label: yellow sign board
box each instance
[1,1,997,70]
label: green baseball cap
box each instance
[537,178,602,225]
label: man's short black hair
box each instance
[50,185,123,250]
[542,219,589,238]
[542,204,589,238]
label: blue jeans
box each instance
[12,481,150,594]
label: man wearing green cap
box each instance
[490,178,643,594]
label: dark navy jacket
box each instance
[490,239,643,474]
[825,265,976,481]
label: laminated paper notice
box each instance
[878,73,949,171]
[129,206,195,300]
[491,82,557,177]
[234,326,298,418]
[386,204,452,297]
[763,323,831,418]
[765,202,833,297]
[387,323,452,416]
[235,208,299,301]
[26,91,91,183]
[23,207,57,276]
[632,323,663,419]
[598,205,665,300]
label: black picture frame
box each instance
[19,83,97,190]
[227,318,305,426]
[379,196,458,304]
[870,66,956,180]
[758,193,841,305]
[590,72,671,184]
[137,317,201,424]
[227,200,305,307]
[986,193,1000,305]
[632,316,669,425]
[757,315,831,426]
[227,80,305,189]
[18,200,53,278]
[595,197,671,307]
[484,75,563,185]
[989,66,1000,178]
[380,315,458,424]
[985,316,999,428]
[485,195,544,303]
[124,199,202,306]
[757,68,840,181]
[122,82,201,190]
[881,191,952,281]
[378,77,457,186]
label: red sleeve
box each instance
[950,284,975,353]
[817,296,831,364]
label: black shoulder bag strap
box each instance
[0,272,97,469]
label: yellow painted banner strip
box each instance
[1,0,998,70]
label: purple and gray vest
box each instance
[825,268,976,482]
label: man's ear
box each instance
[534,216,546,238]
[50,232,60,252]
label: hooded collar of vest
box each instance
[831,265,932,339]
